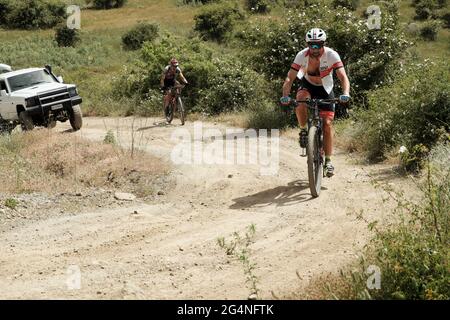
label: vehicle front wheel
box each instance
[69,105,83,131]
[19,111,34,131]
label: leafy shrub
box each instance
[246,0,271,13]
[0,0,10,23]
[122,23,159,50]
[195,58,270,114]
[4,198,18,209]
[414,0,437,20]
[352,61,449,162]
[55,24,81,47]
[332,0,359,10]
[420,19,441,40]
[103,130,117,145]
[2,0,66,29]
[194,1,246,41]
[400,143,430,173]
[86,0,127,9]
[442,11,450,28]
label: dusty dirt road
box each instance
[0,117,407,299]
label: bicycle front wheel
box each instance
[307,126,323,197]
[177,97,185,125]
[165,102,174,124]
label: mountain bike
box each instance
[163,84,185,125]
[288,98,340,197]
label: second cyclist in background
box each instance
[160,58,188,115]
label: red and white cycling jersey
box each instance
[291,46,344,94]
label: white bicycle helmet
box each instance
[305,28,327,42]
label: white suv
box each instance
[0,65,83,133]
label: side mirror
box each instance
[0,90,7,96]
[57,76,64,83]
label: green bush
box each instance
[55,25,81,47]
[414,0,437,20]
[103,130,117,145]
[195,58,270,114]
[0,0,10,23]
[86,0,127,9]
[4,198,19,210]
[400,143,430,173]
[332,0,359,10]
[122,23,159,50]
[194,1,246,42]
[2,0,66,29]
[420,19,441,40]
[352,61,449,162]
[246,0,271,13]
[442,11,450,28]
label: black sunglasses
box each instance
[308,42,324,49]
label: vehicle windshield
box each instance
[7,70,56,92]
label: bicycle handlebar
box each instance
[290,98,340,106]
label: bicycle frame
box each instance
[288,98,340,197]
[295,98,339,145]
[164,84,186,125]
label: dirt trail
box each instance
[0,117,408,299]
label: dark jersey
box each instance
[163,65,181,81]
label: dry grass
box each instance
[80,0,196,34]
[285,271,358,300]
[188,111,250,128]
[0,129,168,196]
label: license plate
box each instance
[51,104,63,110]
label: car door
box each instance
[0,79,17,120]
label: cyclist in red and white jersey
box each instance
[280,28,351,177]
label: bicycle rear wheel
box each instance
[177,97,185,125]
[307,126,323,197]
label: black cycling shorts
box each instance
[297,77,335,112]
[164,78,175,89]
